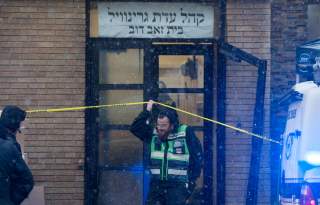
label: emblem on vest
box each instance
[173,140,184,154]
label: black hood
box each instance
[0,105,26,133]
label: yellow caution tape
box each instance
[26,102,147,113]
[26,101,281,144]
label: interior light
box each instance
[305,151,320,166]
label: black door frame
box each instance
[85,38,267,205]
[149,43,215,205]
[85,38,148,205]
[85,38,218,205]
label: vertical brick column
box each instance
[0,1,86,204]
[271,0,307,140]
[226,0,271,204]
[270,0,308,203]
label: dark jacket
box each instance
[130,110,203,183]
[0,106,34,205]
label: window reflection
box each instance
[99,49,144,84]
[158,93,203,126]
[307,5,320,40]
[99,130,143,166]
[98,170,143,205]
[159,55,204,88]
[99,90,143,126]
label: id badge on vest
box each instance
[173,139,185,154]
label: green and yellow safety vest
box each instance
[149,124,190,182]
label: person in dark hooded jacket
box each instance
[0,105,34,205]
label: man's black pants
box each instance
[146,180,189,205]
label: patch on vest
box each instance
[173,140,184,154]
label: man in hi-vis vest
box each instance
[130,100,203,205]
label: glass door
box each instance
[95,44,145,205]
[148,43,214,205]
[91,41,214,205]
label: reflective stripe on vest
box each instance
[151,151,189,161]
[149,124,190,182]
[151,168,187,176]
[150,169,161,175]
[168,169,187,176]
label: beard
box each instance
[157,130,170,141]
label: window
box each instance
[307,4,320,40]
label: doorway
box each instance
[86,40,216,205]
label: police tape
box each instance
[26,101,281,144]
[26,102,146,113]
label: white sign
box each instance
[98,2,214,39]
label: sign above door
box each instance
[97,2,214,39]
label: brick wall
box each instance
[0,1,86,205]
[226,0,271,204]
[271,0,307,133]
[270,0,308,202]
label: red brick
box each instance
[0,1,85,204]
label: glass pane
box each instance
[158,93,203,126]
[189,131,204,204]
[195,131,204,186]
[98,170,143,205]
[99,130,143,166]
[307,5,320,40]
[99,49,144,84]
[159,55,204,88]
[99,90,143,126]
[195,131,204,154]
